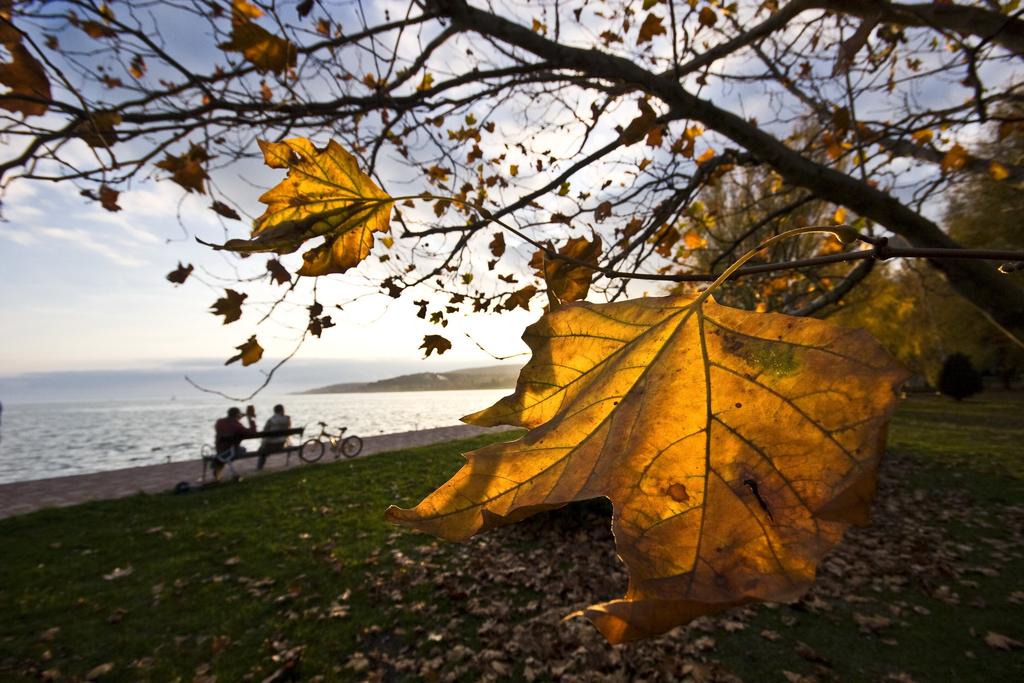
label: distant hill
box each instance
[296,364,521,395]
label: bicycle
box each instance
[300,421,363,462]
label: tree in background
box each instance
[1,0,1023,365]
[938,352,984,401]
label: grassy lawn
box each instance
[1,393,1022,682]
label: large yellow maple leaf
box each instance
[219,138,393,276]
[388,294,908,643]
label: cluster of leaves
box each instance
[2,0,1023,369]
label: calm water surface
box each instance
[0,389,509,484]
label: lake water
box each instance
[0,389,510,484]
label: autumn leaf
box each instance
[166,262,194,285]
[620,99,657,145]
[911,129,933,145]
[266,258,291,285]
[698,7,718,27]
[502,285,538,311]
[129,54,146,79]
[984,631,1023,651]
[637,14,666,45]
[210,288,247,324]
[156,144,210,194]
[218,3,296,75]
[940,143,969,173]
[214,138,393,277]
[225,335,263,366]
[210,200,241,220]
[420,334,452,357]
[388,293,908,643]
[542,235,602,303]
[489,232,506,259]
[0,42,51,117]
[99,184,121,212]
[988,161,1010,181]
[683,228,705,250]
[74,111,121,148]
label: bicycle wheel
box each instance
[341,435,363,458]
[300,438,325,463]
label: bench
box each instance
[201,427,306,482]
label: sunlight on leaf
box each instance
[389,294,908,643]
[225,335,263,366]
[216,138,393,277]
[219,1,296,75]
[542,235,602,303]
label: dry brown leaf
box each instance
[266,258,291,285]
[85,662,114,680]
[75,111,121,148]
[210,289,247,324]
[218,6,296,75]
[0,42,51,117]
[98,184,121,212]
[542,235,602,303]
[210,200,241,220]
[217,138,393,277]
[637,13,666,45]
[166,262,193,285]
[156,144,210,194]
[502,285,538,311]
[421,334,452,357]
[984,631,1023,651]
[489,232,506,259]
[388,293,908,643]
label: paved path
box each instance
[0,424,513,520]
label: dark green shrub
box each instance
[938,353,983,401]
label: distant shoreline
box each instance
[295,364,520,396]
[294,383,513,396]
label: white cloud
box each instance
[0,226,37,246]
[37,226,148,267]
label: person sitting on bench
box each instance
[213,405,258,479]
[257,404,291,470]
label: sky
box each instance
[0,0,1002,402]
[0,171,536,392]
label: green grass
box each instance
[0,432,520,682]
[1,394,1023,681]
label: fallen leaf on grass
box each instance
[853,612,893,633]
[85,662,114,680]
[102,565,133,580]
[38,626,60,642]
[345,652,370,672]
[984,631,1023,650]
